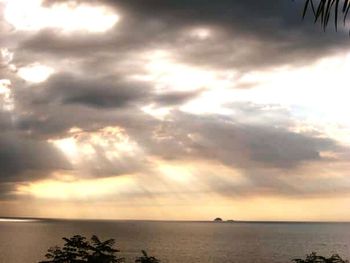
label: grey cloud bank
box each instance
[0,0,350,204]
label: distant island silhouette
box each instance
[213,218,235,222]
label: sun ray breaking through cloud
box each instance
[1,0,350,220]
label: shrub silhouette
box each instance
[39,235,124,263]
[88,235,121,263]
[40,236,349,263]
[39,235,161,263]
[293,252,349,263]
[135,250,160,263]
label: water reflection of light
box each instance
[0,218,38,222]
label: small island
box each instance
[213,218,235,223]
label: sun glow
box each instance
[3,0,119,33]
[51,137,78,160]
[135,49,237,116]
[50,127,142,167]
[141,50,235,92]
[16,176,135,200]
[158,164,195,183]
[17,63,54,83]
[141,104,171,119]
[225,51,350,144]
[189,27,212,40]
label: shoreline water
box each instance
[1,220,350,263]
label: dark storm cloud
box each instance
[11,106,154,178]
[0,131,71,183]
[0,86,71,188]
[137,111,340,169]
[0,182,23,201]
[10,73,346,196]
[19,30,120,57]
[14,102,150,138]
[33,0,350,73]
[13,72,204,110]
[2,0,350,201]
[154,90,203,106]
[8,70,204,142]
[109,107,350,198]
[31,73,150,108]
[0,111,12,131]
[13,83,339,171]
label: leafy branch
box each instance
[302,0,350,31]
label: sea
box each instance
[0,219,350,263]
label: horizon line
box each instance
[1,216,350,224]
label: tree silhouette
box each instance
[135,250,160,263]
[39,235,161,263]
[39,235,123,263]
[41,235,350,263]
[293,252,349,263]
[88,235,122,263]
[302,0,350,31]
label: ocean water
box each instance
[0,220,350,263]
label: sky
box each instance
[1,0,350,221]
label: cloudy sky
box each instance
[1,0,350,221]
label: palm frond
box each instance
[302,0,350,30]
[91,235,101,245]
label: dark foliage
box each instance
[40,235,350,263]
[39,235,124,263]
[302,0,350,31]
[135,250,160,263]
[39,235,161,263]
[293,252,349,263]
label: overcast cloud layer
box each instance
[1,0,350,220]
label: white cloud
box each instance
[0,79,13,111]
[3,0,119,33]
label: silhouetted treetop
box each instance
[302,0,350,31]
[39,235,161,263]
[135,250,160,263]
[39,235,123,263]
[293,252,349,263]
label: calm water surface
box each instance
[0,220,350,263]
